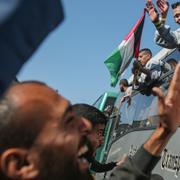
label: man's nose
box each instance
[79,117,92,135]
[99,136,104,145]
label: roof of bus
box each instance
[92,91,118,109]
[103,91,118,97]
[150,48,175,62]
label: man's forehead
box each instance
[9,82,59,99]
[138,51,145,56]
[173,6,180,14]
[7,82,70,117]
[140,51,148,55]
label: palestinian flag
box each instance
[104,11,146,87]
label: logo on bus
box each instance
[161,148,180,177]
[128,145,138,158]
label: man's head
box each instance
[119,79,129,92]
[0,81,93,180]
[138,48,152,66]
[172,2,180,24]
[73,104,107,151]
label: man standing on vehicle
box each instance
[132,48,162,89]
[146,0,180,49]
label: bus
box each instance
[96,48,180,180]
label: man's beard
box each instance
[37,147,93,180]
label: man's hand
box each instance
[116,154,128,166]
[144,64,180,156]
[146,0,159,23]
[133,60,142,70]
[156,0,169,18]
[153,63,180,134]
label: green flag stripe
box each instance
[104,47,123,86]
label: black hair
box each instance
[119,79,129,87]
[72,104,107,127]
[139,48,152,57]
[171,2,180,9]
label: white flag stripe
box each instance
[119,33,135,75]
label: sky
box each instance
[18,0,179,104]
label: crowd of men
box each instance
[119,0,180,104]
[0,0,179,180]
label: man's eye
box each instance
[66,116,74,124]
[97,130,104,136]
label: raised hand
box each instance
[156,0,169,18]
[153,63,180,133]
[146,0,159,22]
[144,64,180,156]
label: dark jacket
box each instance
[0,0,64,95]
[108,147,160,180]
[90,158,117,173]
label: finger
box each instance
[157,0,167,7]
[116,154,128,166]
[167,63,180,103]
[168,64,180,95]
[157,2,164,8]
[158,0,169,8]
[152,87,164,99]
[122,154,128,161]
[146,3,154,10]
[147,6,155,13]
[152,87,166,112]
[157,0,164,5]
[145,7,149,12]
[157,0,166,4]
[157,1,164,10]
[148,6,157,14]
[160,0,168,4]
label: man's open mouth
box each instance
[77,138,93,171]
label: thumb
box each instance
[152,87,166,113]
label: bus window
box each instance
[103,96,117,117]
[93,92,117,112]
[119,102,132,125]
[104,96,117,110]
[132,93,155,128]
[164,49,180,63]
[93,95,103,109]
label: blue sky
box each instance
[18,0,178,104]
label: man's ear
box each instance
[0,148,38,179]
[148,53,152,60]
